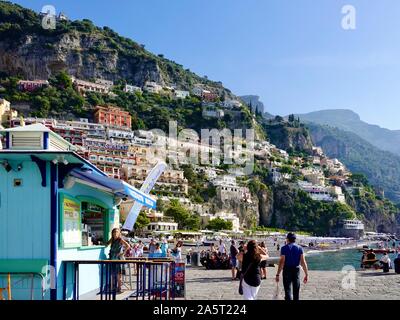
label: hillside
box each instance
[308,122,400,203]
[297,109,400,156]
[0,1,231,95]
[1,1,399,235]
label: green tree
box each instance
[50,71,73,89]
[206,218,233,231]
[165,200,199,230]
[133,211,150,235]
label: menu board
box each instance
[61,197,81,248]
[171,262,186,299]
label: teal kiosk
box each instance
[0,124,156,300]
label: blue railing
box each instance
[62,258,177,300]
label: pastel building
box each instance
[17,80,49,92]
[0,124,156,300]
[94,106,132,129]
[0,98,18,126]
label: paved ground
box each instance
[185,266,400,300]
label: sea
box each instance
[306,242,400,271]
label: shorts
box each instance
[231,257,237,268]
[260,260,267,268]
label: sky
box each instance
[11,0,400,130]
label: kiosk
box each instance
[0,124,156,300]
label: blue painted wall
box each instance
[0,160,50,260]
[0,156,119,300]
[0,159,51,299]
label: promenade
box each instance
[185,267,400,300]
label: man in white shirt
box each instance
[380,252,391,273]
[218,239,226,256]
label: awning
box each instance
[69,168,156,209]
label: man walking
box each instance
[275,232,308,300]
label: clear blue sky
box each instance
[11,0,400,129]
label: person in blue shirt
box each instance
[275,232,309,300]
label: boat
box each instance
[358,248,395,254]
[173,231,203,247]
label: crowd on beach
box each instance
[105,228,400,300]
[199,234,310,300]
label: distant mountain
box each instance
[307,122,400,203]
[296,109,400,156]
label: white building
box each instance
[214,212,241,232]
[143,81,163,94]
[222,100,242,109]
[194,166,219,180]
[298,181,334,201]
[146,221,178,234]
[174,90,190,99]
[192,86,204,97]
[202,108,224,119]
[95,78,114,89]
[124,84,142,94]
[72,77,110,94]
[212,174,237,187]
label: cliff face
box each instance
[211,198,259,229]
[0,2,230,94]
[346,194,399,234]
[0,31,165,85]
[263,123,314,154]
[257,188,274,226]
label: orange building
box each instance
[94,106,131,129]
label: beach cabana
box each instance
[0,124,156,300]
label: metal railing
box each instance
[63,258,178,300]
[0,273,47,300]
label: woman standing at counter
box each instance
[107,228,131,293]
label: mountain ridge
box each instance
[296,109,400,156]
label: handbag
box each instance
[238,261,253,295]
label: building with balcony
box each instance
[143,81,163,94]
[174,90,190,99]
[125,165,189,195]
[94,78,114,89]
[339,219,364,239]
[222,100,242,109]
[17,80,49,92]
[72,78,110,94]
[94,105,132,129]
[124,84,142,94]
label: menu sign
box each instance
[61,197,81,248]
[171,263,186,299]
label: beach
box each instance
[185,267,400,300]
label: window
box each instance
[81,202,106,246]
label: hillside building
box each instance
[94,106,131,129]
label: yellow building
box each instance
[0,98,18,126]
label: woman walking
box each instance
[259,241,268,279]
[240,240,268,300]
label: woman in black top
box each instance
[241,240,268,300]
[259,241,268,279]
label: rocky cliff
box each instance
[0,1,231,95]
[262,123,314,154]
